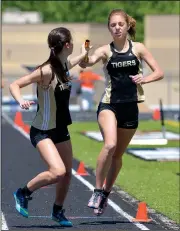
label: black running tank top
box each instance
[101,40,143,103]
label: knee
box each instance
[50,167,66,182]
[104,142,116,154]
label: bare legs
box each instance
[95,110,117,189]
[96,110,136,192]
[54,141,72,206]
[104,128,136,192]
[26,138,73,206]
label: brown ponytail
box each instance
[127,15,136,40]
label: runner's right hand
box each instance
[19,100,35,110]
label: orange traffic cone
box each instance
[152,109,160,120]
[75,162,89,176]
[23,124,30,134]
[14,112,24,128]
[103,178,106,186]
[133,202,152,222]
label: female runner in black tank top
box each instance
[9,27,91,226]
[80,9,164,216]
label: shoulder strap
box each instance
[39,66,54,89]
[128,39,133,50]
[110,42,115,52]
[109,42,118,59]
[40,67,43,85]
[49,68,55,85]
[64,62,70,78]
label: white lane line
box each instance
[1,212,9,230]
[2,112,149,230]
[72,170,149,230]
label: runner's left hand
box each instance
[129,74,143,84]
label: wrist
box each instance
[141,77,148,85]
[18,98,24,104]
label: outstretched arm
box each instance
[67,42,93,69]
[67,53,87,69]
[79,46,107,68]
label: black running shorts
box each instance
[97,102,139,129]
[30,126,70,148]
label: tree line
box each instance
[2,1,179,42]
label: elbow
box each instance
[159,71,164,80]
[9,83,13,93]
[157,70,164,81]
[9,82,17,93]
